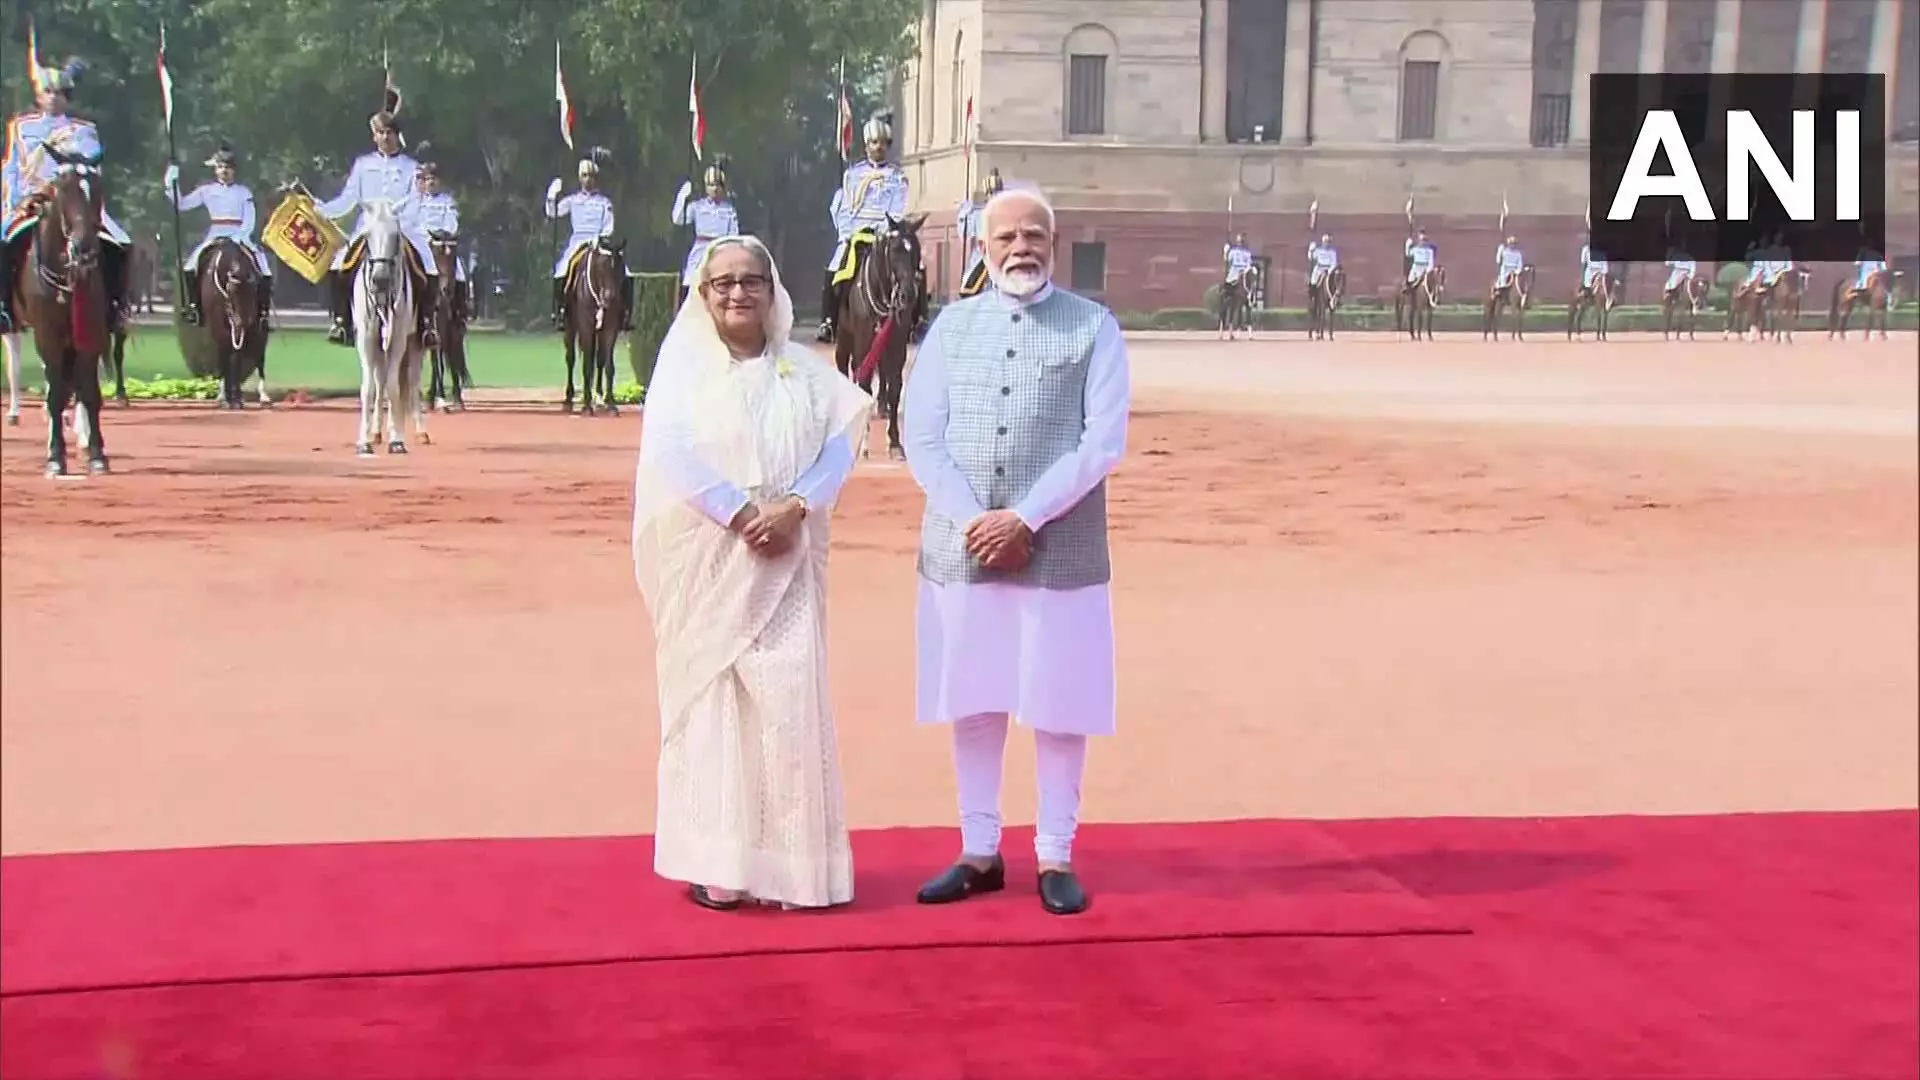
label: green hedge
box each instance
[624,273,681,393]
[1118,303,1920,334]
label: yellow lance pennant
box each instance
[264,191,347,284]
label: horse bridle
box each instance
[858,229,916,322]
[31,165,104,300]
[578,241,616,332]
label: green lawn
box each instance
[16,327,591,392]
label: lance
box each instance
[157,21,188,311]
[1499,189,1509,235]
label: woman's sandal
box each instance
[689,884,743,911]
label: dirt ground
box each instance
[2,334,1915,856]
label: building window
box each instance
[950,28,966,146]
[1399,59,1440,141]
[1070,241,1106,292]
[1067,54,1107,135]
[1531,92,1571,146]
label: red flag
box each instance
[836,58,854,163]
[156,23,174,130]
[689,55,705,160]
[554,42,575,151]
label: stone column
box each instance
[1796,0,1830,70]
[1868,0,1903,137]
[1281,0,1315,143]
[1568,0,1606,143]
[1710,0,1742,71]
[1637,0,1670,116]
[1202,0,1230,142]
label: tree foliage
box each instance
[4,0,913,319]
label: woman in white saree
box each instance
[633,236,872,911]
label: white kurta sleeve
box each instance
[175,184,207,212]
[902,316,988,524]
[1011,313,1130,530]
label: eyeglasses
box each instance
[704,274,771,295]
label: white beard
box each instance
[989,262,1049,299]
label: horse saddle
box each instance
[833,230,878,287]
[564,241,624,289]
[341,236,429,289]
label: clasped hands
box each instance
[729,496,807,558]
[965,509,1033,572]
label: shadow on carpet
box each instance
[0,819,1468,995]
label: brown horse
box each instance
[1741,269,1806,343]
[1567,273,1614,341]
[1483,264,1535,341]
[1829,268,1896,341]
[196,239,267,409]
[834,212,925,459]
[9,159,112,475]
[1308,266,1345,340]
[1397,265,1446,341]
[426,234,471,411]
[561,239,626,415]
[1661,273,1709,340]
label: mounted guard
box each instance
[1494,234,1526,293]
[546,147,634,333]
[167,141,275,328]
[1404,227,1438,291]
[672,158,740,307]
[413,150,469,326]
[0,56,133,335]
[1306,232,1339,291]
[313,105,440,348]
[955,166,1005,299]
[818,111,909,342]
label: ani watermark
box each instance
[1589,73,1886,262]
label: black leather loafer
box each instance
[1038,869,1089,915]
[689,884,742,911]
[915,856,1006,904]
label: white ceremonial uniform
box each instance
[671,182,740,285]
[1307,241,1339,286]
[414,191,465,282]
[1665,256,1696,292]
[1855,255,1888,289]
[828,159,909,269]
[316,150,436,274]
[548,188,626,278]
[1223,243,1254,284]
[1407,241,1438,283]
[1580,243,1608,290]
[901,283,1131,865]
[172,180,273,276]
[1494,243,1525,288]
[957,196,987,280]
[1,112,131,245]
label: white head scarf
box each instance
[631,236,873,613]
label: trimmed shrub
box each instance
[624,272,680,393]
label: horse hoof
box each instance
[420,433,432,446]
[356,443,375,457]
[43,460,64,478]
[888,446,906,462]
[88,457,109,476]
[606,404,620,417]
[5,414,17,427]
[387,441,408,455]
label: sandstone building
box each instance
[893,0,1920,310]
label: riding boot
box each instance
[619,274,635,332]
[181,269,203,325]
[327,271,353,345]
[257,276,274,330]
[551,277,567,331]
[817,269,837,342]
[418,285,439,349]
[456,280,470,325]
[102,244,128,333]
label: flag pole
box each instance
[158,21,188,311]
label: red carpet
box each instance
[0,819,1461,995]
[2,811,1914,1079]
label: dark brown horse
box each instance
[562,239,626,416]
[9,158,112,475]
[196,239,267,409]
[1830,268,1898,341]
[1308,266,1345,341]
[1568,273,1615,341]
[426,234,471,411]
[1484,264,1535,341]
[1397,265,1446,341]
[1661,273,1709,340]
[1740,269,1806,343]
[834,212,925,460]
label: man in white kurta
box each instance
[901,186,1129,917]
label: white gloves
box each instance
[164,163,180,191]
[546,178,563,202]
[677,179,693,196]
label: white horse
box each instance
[351,201,426,456]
